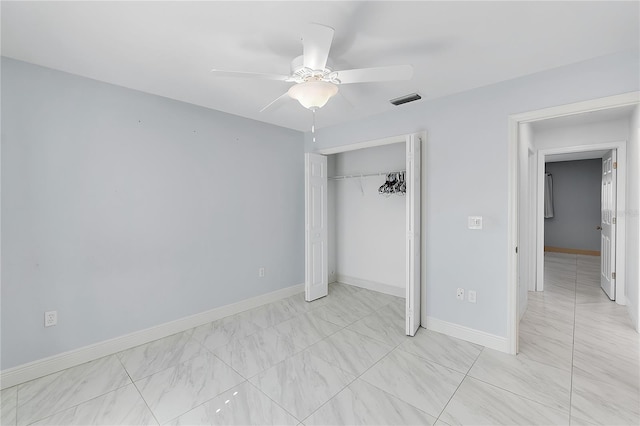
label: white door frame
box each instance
[527,147,537,293]
[315,131,426,332]
[507,91,639,355]
[535,143,626,296]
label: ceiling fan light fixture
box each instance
[287,80,338,110]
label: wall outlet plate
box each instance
[468,216,483,230]
[44,311,57,327]
[456,288,465,300]
[258,267,265,277]
[468,290,477,303]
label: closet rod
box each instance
[328,170,406,180]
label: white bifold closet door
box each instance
[304,153,329,301]
[405,133,421,336]
[305,132,422,336]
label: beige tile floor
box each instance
[1,253,638,425]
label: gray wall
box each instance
[1,58,304,369]
[305,49,639,337]
[544,160,602,251]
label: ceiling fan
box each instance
[211,23,413,139]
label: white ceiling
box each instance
[2,1,638,132]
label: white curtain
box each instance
[544,173,554,218]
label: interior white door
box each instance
[600,149,617,300]
[305,153,328,302]
[406,133,421,336]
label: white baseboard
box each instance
[0,283,304,389]
[425,316,509,353]
[336,274,405,298]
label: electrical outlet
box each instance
[468,290,477,303]
[456,288,465,300]
[258,267,265,278]
[468,216,483,230]
[44,311,57,327]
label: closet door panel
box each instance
[406,134,422,336]
[305,153,328,301]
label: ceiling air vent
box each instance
[390,93,422,106]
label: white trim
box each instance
[425,317,509,353]
[0,283,304,390]
[511,92,640,124]
[536,151,545,292]
[315,134,405,155]
[527,147,537,293]
[507,116,519,354]
[336,275,405,298]
[507,91,640,354]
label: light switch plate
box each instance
[468,216,483,230]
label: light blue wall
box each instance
[544,160,602,251]
[1,58,305,369]
[306,50,640,337]
[3,48,639,368]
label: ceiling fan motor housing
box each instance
[290,55,340,84]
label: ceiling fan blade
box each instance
[336,64,414,84]
[302,23,334,71]
[260,92,291,113]
[211,69,291,81]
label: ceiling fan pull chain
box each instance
[312,108,317,142]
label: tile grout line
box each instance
[207,295,360,383]
[21,382,138,426]
[123,337,243,425]
[241,290,401,424]
[434,345,485,423]
[398,341,483,377]
[471,253,577,418]
[459,373,573,417]
[297,299,416,423]
[245,379,302,424]
[152,294,341,424]
[117,355,161,426]
[119,334,208,383]
[568,254,578,424]
[298,297,403,421]
[300,339,426,424]
[12,380,20,426]
[16,356,135,426]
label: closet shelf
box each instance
[328,170,406,180]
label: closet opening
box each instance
[304,132,423,337]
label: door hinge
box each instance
[515,246,518,254]
[612,217,616,225]
[612,272,616,280]
[613,162,617,169]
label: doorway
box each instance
[507,92,639,354]
[535,144,626,301]
[304,132,424,336]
